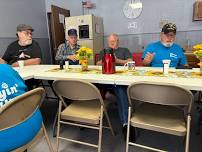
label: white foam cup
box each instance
[18,60,24,69]
[162,60,171,75]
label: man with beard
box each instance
[142,23,187,67]
[0,24,42,66]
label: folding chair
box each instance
[126,82,193,152]
[0,88,54,152]
[53,79,115,152]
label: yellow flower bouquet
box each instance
[76,46,93,71]
[193,44,202,57]
[193,44,202,73]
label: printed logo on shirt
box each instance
[0,82,18,108]
[18,52,31,59]
[170,53,177,58]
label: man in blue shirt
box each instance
[142,23,187,67]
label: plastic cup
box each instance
[65,61,69,70]
[18,60,24,69]
[162,60,171,75]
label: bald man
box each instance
[96,34,134,139]
[97,33,132,65]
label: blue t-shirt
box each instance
[142,41,187,67]
[0,64,42,152]
[0,64,27,107]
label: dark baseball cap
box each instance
[162,23,177,34]
[17,24,34,32]
[67,29,77,36]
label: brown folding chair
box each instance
[0,88,54,152]
[53,79,115,152]
[126,82,193,152]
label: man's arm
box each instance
[142,52,155,66]
[55,44,67,61]
[12,58,41,67]
[115,57,132,66]
[115,48,133,65]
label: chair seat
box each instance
[131,103,186,136]
[61,100,101,124]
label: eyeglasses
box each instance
[22,31,33,36]
[164,33,175,38]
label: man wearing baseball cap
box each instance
[55,28,80,65]
[142,23,187,67]
[0,24,42,66]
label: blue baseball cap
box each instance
[67,29,77,36]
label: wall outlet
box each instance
[128,22,137,29]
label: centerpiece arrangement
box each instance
[76,46,93,71]
[193,43,202,74]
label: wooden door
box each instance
[49,5,70,64]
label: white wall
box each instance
[90,0,202,35]
[45,0,82,16]
[45,0,202,51]
[0,0,48,38]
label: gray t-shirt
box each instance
[98,47,132,66]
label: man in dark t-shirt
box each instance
[97,33,132,65]
[0,24,42,66]
[96,34,133,138]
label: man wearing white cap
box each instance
[142,23,187,67]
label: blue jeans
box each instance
[113,85,129,125]
[95,84,128,125]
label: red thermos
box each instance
[102,47,116,74]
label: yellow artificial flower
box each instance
[76,47,93,64]
[193,43,202,57]
[193,44,202,50]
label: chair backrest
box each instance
[0,88,45,130]
[132,52,143,66]
[127,82,193,112]
[53,79,103,102]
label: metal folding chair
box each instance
[53,79,115,152]
[0,88,54,152]
[126,82,193,152]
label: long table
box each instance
[15,64,202,91]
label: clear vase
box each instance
[81,59,88,71]
[197,57,202,75]
[200,66,202,75]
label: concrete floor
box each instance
[30,93,202,152]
